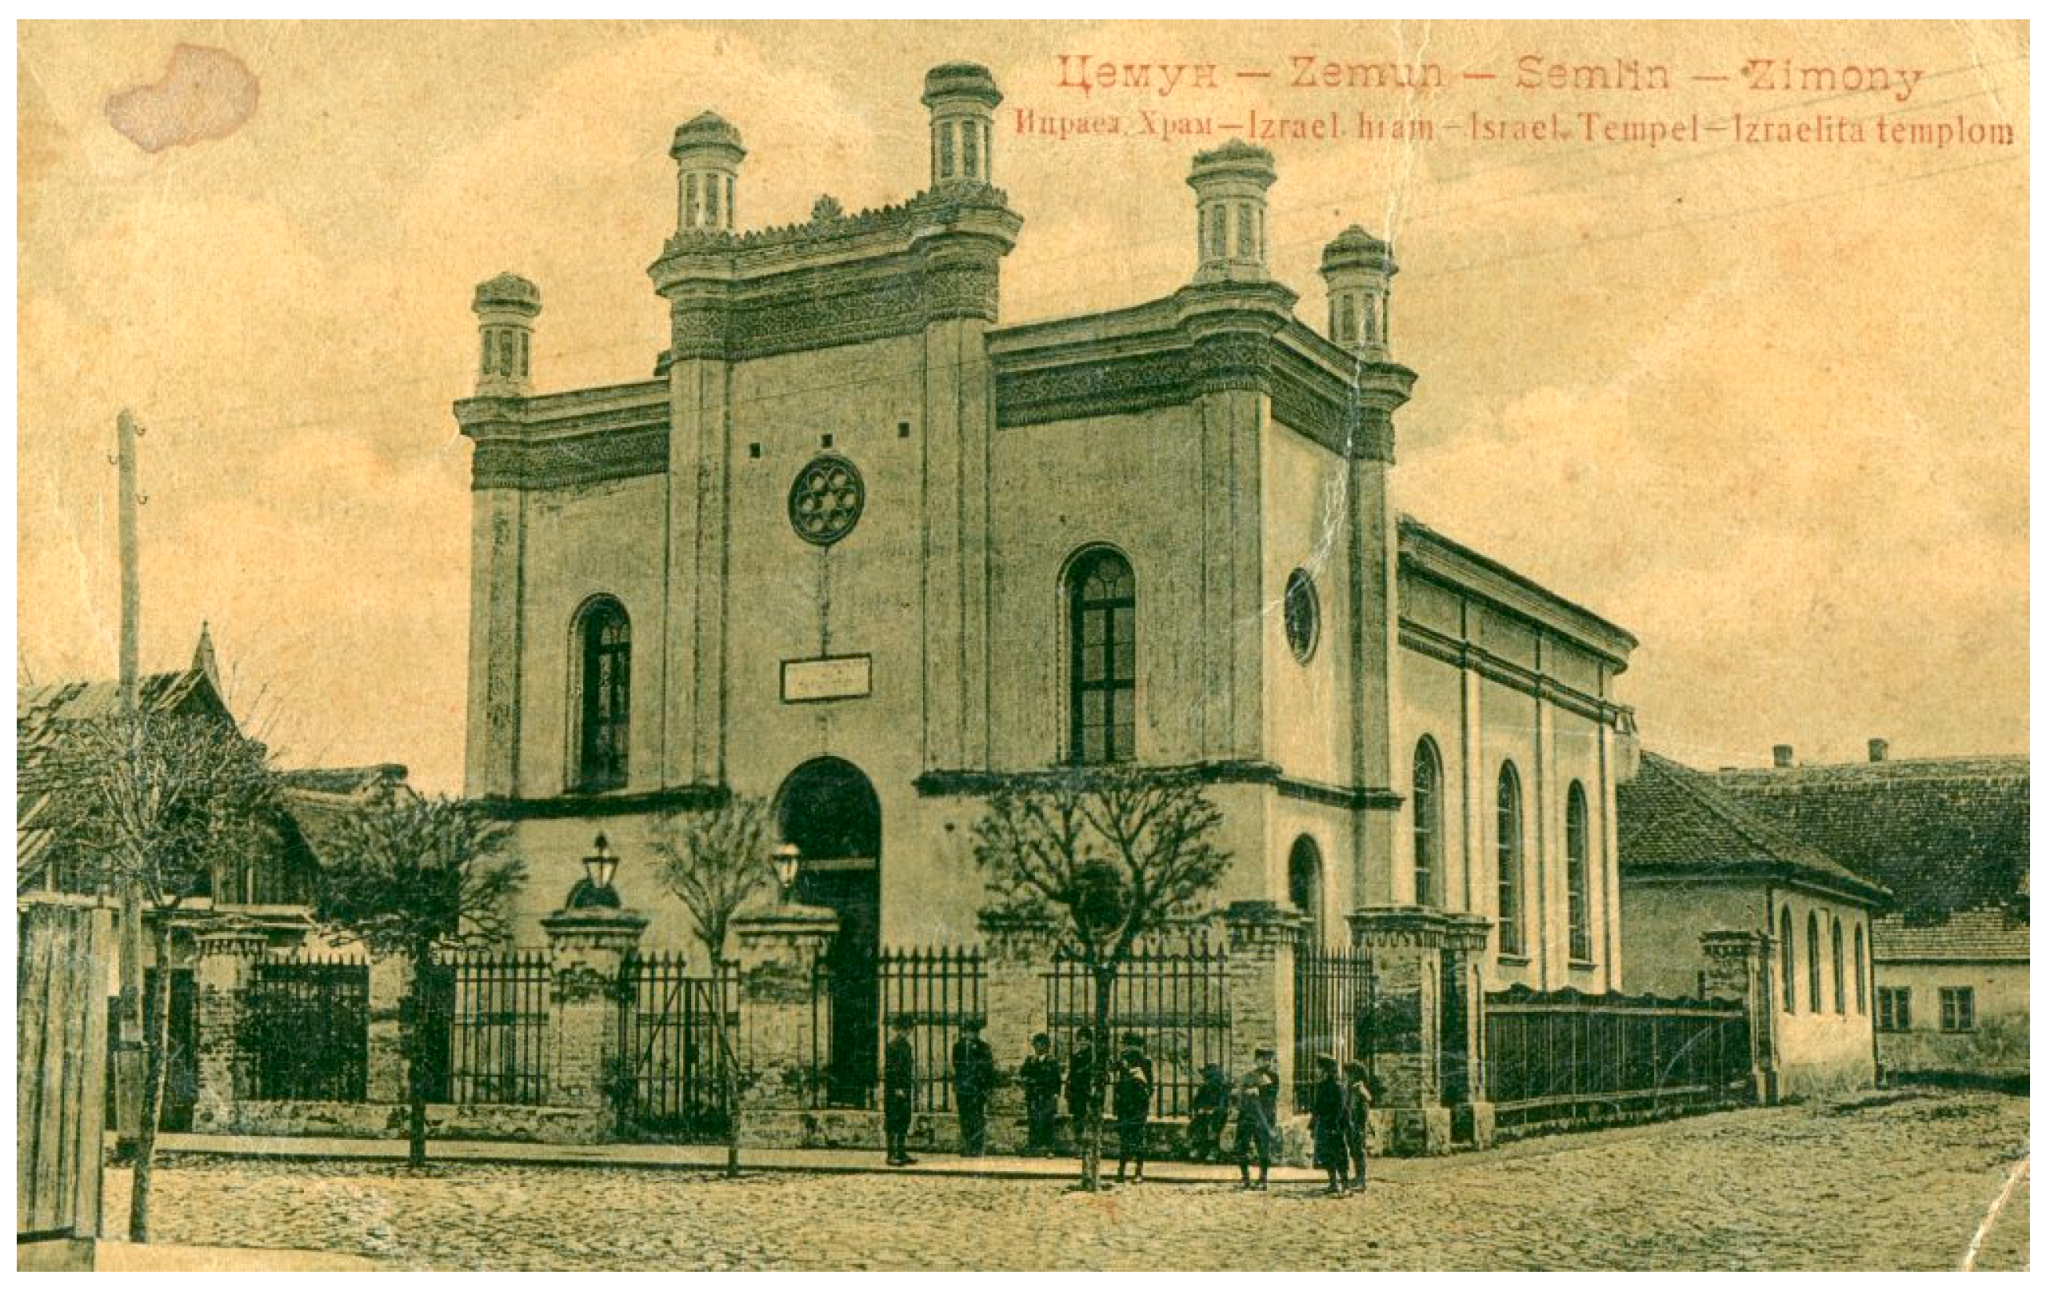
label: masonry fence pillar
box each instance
[1348,906,1452,1155]
[729,902,838,1142]
[979,915,1059,1140]
[1701,929,1779,1104]
[1224,900,1304,1112]
[1442,915,1494,1148]
[365,952,411,1106]
[540,905,647,1122]
[191,923,266,1133]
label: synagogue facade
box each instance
[455,63,1639,1057]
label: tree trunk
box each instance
[1081,963,1116,1192]
[406,943,430,1168]
[721,1014,741,1178]
[127,920,175,1242]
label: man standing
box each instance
[951,1015,997,1157]
[884,1014,918,1167]
[1232,1045,1281,1189]
[1018,1031,1064,1156]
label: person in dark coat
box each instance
[1232,1046,1281,1189]
[1018,1031,1064,1156]
[951,1016,997,1156]
[1065,1032,1101,1148]
[1309,1054,1352,1196]
[1343,1061,1374,1193]
[1112,1032,1154,1183]
[1188,1063,1231,1163]
[883,1014,917,1167]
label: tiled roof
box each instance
[1872,906,2028,962]
[1617,751,1890,904]
[1710,757,2027,940]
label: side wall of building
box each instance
[1873,959,2030,1079]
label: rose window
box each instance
[788,454,865,546]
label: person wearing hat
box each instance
[1232,1046,1281,1189]
[1112,1031,1155,1183]
[951,1015,997,1156]
[1018,1031,1064,1157]
[884,1013,918,1167]
[1308,1053,1352,1196]
[1065,1030,1102,1149]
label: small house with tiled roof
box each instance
[1617,751,1891,1096]
[1712,745,2027,1083]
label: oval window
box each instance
[1284,568,1319,663]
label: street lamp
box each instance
[569,832,622,909]
[771,842,801,905]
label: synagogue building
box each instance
[455,64,1640,1107]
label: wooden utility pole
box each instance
[112,409,145,1141]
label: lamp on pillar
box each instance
[771,842,802,906]
[566,832,622,909]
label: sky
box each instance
[15,19,2030,792]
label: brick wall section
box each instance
[365,953,411,1105]
[1224,901,1303,1102]
[539,907,647,1114]
[192,926,267,1133]
[729,904,838,1117]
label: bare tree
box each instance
[39,711,281,1242]
[647,797,775,1177]
[970,768,1231,1190]
[313,792,525,1167]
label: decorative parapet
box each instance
[1221,899,1308,954]
[1347,904,1485,951]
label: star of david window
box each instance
[788,454,864,546]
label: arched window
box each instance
[1806,911,1822,1013]
[1412,738,1443,907]
[1067,549,1135,764]
[1288,836,1324,948]
[1496,763,1525,956]
[1831,918,1846,1014]
[1854,924,1868,1014]
[1780,905,1796,1012]
[1566,782,1592,963]
[574,597,631,792]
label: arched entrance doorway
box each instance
[774,756,881,1107]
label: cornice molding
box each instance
[914,761,1401,809]
[1398,621,1629,724]
[476,784,729,821]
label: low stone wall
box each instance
[224,1101,608,1145]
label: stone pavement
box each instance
[105,1089,2027,1270]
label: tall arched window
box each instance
[1854,924,1868,1014]
[1566,782,1592,963]
[1288,836,1324,948]
[1067,549,1135,765]
[1831,918,1846,1014]
[1412,738,1443,907]
[574,597,631,792]
[1780,905,1796,1012]
[1496,763,1525,956]
[1806,911,1822,1013]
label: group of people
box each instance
[881,1015,1372,1194]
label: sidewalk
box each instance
[155,1131,1321,1184]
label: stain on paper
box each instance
[105,44,258,152]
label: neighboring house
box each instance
[1617,751,1891,1097]
[16,626,410,945]
[1712,745,2028,1085]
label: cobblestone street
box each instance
[108,1090,2027,1270]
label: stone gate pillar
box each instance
[191,923,266,1133]
[1348,906,1453,1155]
[730,903,839,1122]
[1442,915,1494,1148]
[980,915,1059,1114]
[1224,901,1305,1105]
[540,905,647,1115]
[1701,929,1778,1103]
[365,952,412,1106]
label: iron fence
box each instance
[1292,947,1381,1112]
[876,947,985,1113]
[616,951,737,1137]
[1044,937,1231,1118]
[1483,987,1750,1129]
[422,949,550,1105]
[244,954,369,1102]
